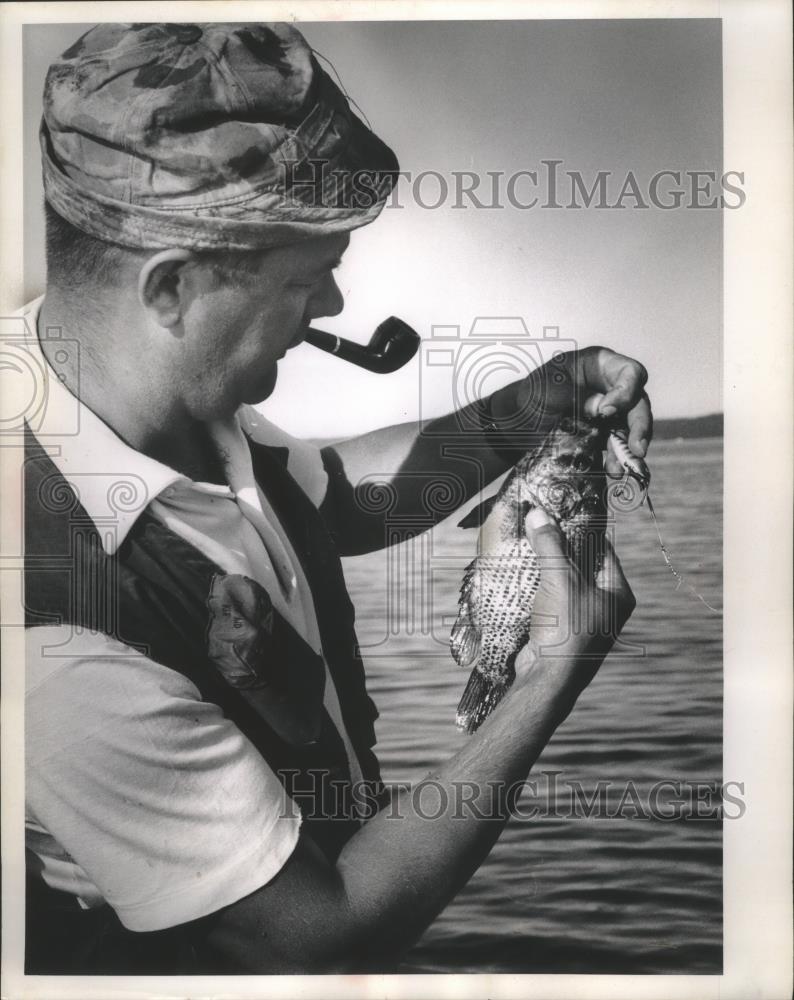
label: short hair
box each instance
[44,200,269,291]
[44,200,138,290]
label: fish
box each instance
[450,416,610,734]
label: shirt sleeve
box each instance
[25,627,301,932]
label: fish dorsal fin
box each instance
[457,493,499,529]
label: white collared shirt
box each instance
[22,298,364,932]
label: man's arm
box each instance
[193,512,635,972]
[320,346,652,555]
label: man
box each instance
[23,22,651,974]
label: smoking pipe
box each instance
[304,317,420,374]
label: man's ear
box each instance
[138,249,195,329]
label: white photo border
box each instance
[1,2,791,998]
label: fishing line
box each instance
[608,428,720,616]
[644,493,722,616]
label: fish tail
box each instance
[456,669,509,734]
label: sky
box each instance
[23,19,723,438]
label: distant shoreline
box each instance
[309,413,723,448]
[651,414,722,440]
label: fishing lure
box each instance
[608,429,720,615]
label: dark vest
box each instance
[23,426,384,973]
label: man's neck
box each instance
[36,291,230,485]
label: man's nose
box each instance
[309,272,344,319]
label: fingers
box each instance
[595,536,627,592]
[627,391,653,458]
[524,510,634,616]
[597,363,647,420]
[523,508,574,638]
[524,507,565,558]
[583,392,606,420]
[580,348,649,428]
[525,508,583,590]
[580,349,652,476]
[595,537,636,619]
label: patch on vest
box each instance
[206,573,274,683]
[205,573,326,745]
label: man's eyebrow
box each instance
[307,255,344,276]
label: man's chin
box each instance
[246,364,278,404]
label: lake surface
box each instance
[343,437,723,974]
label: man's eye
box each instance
[292,270,338,289]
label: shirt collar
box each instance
[22,297,229,555]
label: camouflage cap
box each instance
[41,22,399,250]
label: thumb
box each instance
[524,507,565,558]
[595,536,635,614]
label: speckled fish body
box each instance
[451,417,608,733]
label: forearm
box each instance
[334,377,551,481]
[206,658,585,971]
[332,409,506,499]
[322,345,653,551]
[324,380,553,554]
[335,659,582,958]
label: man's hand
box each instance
[192,512,637,974]
[515,507,636,696]
[324,345,652,555]
[492,345,653,478]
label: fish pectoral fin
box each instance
[450,610,482,668]
[457,493,498,529]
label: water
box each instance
[342,438,723,974]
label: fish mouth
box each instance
[558,415,601,437]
